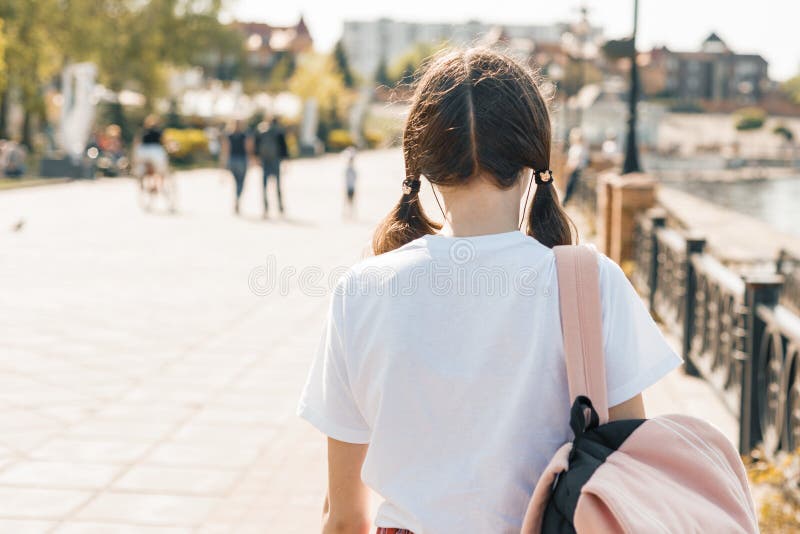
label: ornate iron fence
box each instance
[633,210,799,454]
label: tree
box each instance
[0,18,7,136]
[374,57,391,88]
[782,75,800,106]
[0,0,233,145]
[0,18,7,94]
[1,0,62,147]
[267,53,296,92]
[333,40,355,88]
[388,42,443,86]
[289,53,352,147]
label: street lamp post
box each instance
[622,0,642,174]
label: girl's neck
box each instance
[436,173,526,237]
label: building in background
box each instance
[641,33,769,104]
[341,18,601,82]
[237,17,313,72]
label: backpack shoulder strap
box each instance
[553,245,609,424]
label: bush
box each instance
[163,128,209,163]
[773,124,795,142]
[326,129,354,152]
[734,107,767,131]
[744,448,800,532]
[363,129,385,149]
[666,100,704,114]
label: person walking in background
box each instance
[0,139,27,177]
[135,114,169,193]
[562,127,589,206]
[255,117,288,218]
[221,120,251,215]
[343,146,358,219]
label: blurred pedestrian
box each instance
[562,127,588,206]
[135,114,169,192]
[0,139,27,177]
[343,146,358,219]
[255,117,288,218]
[221,119,251,215]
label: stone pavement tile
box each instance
[145,442,261,470]
[171,423,276,445]
[190,406,280,427]
[0,386,94,406]
[94,402,193,423]
[112,465,239,496]
[54,523,190,534]
[0,461,121,490]
[0,519,54,534]
[32,438,152,463]
[37,404,97,425]
[66,419,175,441]
[0,406,67,433]
[122,386,211,405]
[0,487,92,518]
[194,524,236,534]
[1,429,62,453]
[74,492,219,527]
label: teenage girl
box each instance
[298,48,681,534]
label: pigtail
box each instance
[372,168,441,255]
[526,176,576,248]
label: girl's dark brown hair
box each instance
[372,47,574,254]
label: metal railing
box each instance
[633,209,799,454]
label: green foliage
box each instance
[266,53,296,92]
[782,75,800,105]
[333,40,355,88]
[288,53,353,149]
[745,448,800,532]
[0,0,234,141]
[559,60,603,97]
[363,128,384,149]
[734,107,767,131]
[0,19,7,93]
[163,127,208,162]
[651,99,704,113]
[374,57,391,87]
[773,124,794,142]
[388,42,443,86]
[326,129,353,152]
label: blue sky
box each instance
[228,0,800,81]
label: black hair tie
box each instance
[534,169,554,185]
[402,178,421,195]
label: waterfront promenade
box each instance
[0,149,735,532]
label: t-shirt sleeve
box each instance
[296,288,371,444]
[598,253,683,407]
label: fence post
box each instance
[682,235,706,377]
[648,211,666,312]
[740,276,783,453]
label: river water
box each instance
[667,177,800,237]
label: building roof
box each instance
[235,18,312,53]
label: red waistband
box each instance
[376,529,414,534]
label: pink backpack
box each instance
[521,245,759,533]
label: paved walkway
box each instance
[0,149,736,533]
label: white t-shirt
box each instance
[297,230,681,534]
